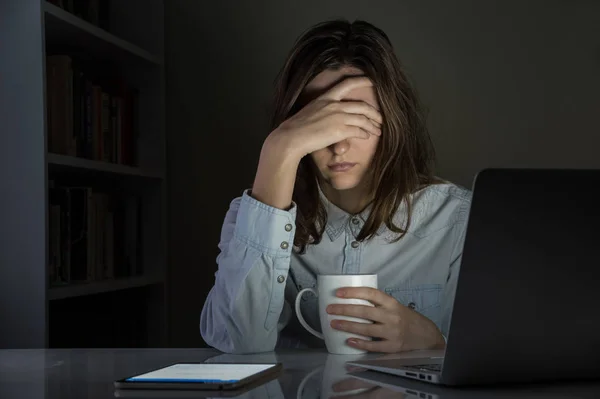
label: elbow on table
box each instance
[200,330,276,355]
[199,319,276,355]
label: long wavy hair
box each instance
[269,19,437,253]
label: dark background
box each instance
[1,0,598,349]
[165,0,600,347]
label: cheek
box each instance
[356,136,380,161]
[309,150,329,168]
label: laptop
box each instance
[349,168,600,386]
[347,369,600,399]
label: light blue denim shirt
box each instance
[200,182,472,354]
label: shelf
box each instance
[47,153,163,179]
[43,1,163,66]
[49,274,164,300]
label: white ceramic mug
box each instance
[294,274,378,355]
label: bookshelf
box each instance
[44,2,162,65]
[48,153,164,179]
[48,273,164,301]
[0,0,167,348]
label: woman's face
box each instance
[304,66,381,193]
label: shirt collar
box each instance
[318,183,388,241]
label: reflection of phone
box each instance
[114,362,283,391]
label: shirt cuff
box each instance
[234,190,297,257]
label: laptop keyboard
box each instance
[403,364,442,373]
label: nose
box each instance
[329,139,350,155]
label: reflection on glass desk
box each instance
[1,348,600,399]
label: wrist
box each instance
[259,135,302,176]
[406,312,446,351]
[431,330,447,350]
[251,132,302,210]
[424,321,446,350]
[263,128,304,164]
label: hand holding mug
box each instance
[326,287,446,353]
[294,274,378,355]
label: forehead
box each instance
[301,66,380,110]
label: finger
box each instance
[342,112,382,135]
[346,364,367,373]
[331,319,387,339]
[332,377,379,393]
[339,125,371,141]
[337,287,398,308]
[335,100,383,125]
[371,387,407,399]
[341,114,382,137]
[327,304,388,323]
[325,76,374,101]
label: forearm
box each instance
[251,133,301,210]
[200,193,297,354]
[201,255,288,354]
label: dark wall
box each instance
[165,0,600,347]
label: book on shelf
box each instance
[45,54,140,166]
[48,180,143,287]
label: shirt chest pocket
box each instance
[384,284,442,320]
[290,268,316,290]
[289,267,318,307]
[289,268,321,330]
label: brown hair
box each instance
[269,19,437,253]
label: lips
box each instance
[328,162,357,172]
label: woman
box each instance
[200,19,471,354]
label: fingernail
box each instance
[331,320,340,328]
[337,289,345,297]
[347,338,358,345]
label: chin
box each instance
[324,175,363,191]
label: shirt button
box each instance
[351,241,359,248]
[408,302,416,310]
[285,223,293,232]
[280,241,289,250]
[277,275,285,284]
[352,218,360,225]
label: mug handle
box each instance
[296,366,324,399]
[294,288,324,340]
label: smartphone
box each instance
[114,362,283,391]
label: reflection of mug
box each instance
[296,354,373,399]
[294,274,378,355]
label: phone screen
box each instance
[125,363,277,384]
